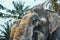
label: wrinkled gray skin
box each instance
[31,4,50,40]
[47,23,60,40]
[32,12,60,40]
[46,13,60,40]
[31,4,60,40]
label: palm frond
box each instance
[42,0,51,7]
[0,19,12,40]
[0,4,5,9]
[23,6,29,12]
[12,1,17,10]
[0,29,8,36]
[0,25,6,31]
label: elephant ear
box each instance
[48,13,59,34]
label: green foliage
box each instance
[0,12,3,17]
[0,4,5,9]
[0,20,12,40]
[0,1,29,18]
[6,1,29,19]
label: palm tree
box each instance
[0,20,12,40]
[0,4,14,18]
[6,1,29,19]
[0,1,29,19]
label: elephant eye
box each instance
[32,18,39,25]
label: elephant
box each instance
[10,4,60,40]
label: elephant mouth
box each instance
[32,21,49,40]
[32,30,47,40]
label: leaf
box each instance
[23,6,29,12]
[0,25,7,31]
[0,4,5,9]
